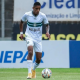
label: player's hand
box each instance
[46,32,50,39]
[19,34,23,40]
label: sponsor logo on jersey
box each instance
[29,28,40,32]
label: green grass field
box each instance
[0,68,80,80]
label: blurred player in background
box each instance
[19,2,50,79]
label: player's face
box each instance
[33,6,41,15]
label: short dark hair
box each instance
[33,2,41,7]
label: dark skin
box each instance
[20,5,50,64]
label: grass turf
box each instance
[0,68,80,80]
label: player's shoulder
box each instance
[24,11,32,15]
[39,12,46,17]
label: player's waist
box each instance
[25,32,42,40]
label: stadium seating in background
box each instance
[12,22,80,41]
[0,0,14,37]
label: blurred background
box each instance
[0,0,80,41]
[0,0,80,68]
[0,0,80,80]
[0,0,13,40]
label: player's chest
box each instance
[27,15,43,23]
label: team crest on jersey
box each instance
[34,23,37,27]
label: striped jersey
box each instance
[21,11,49,41]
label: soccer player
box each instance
[19,2,50,79]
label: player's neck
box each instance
[32,11,39,17]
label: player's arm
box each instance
[19,13,27,40]
[45,24,50,39]
[19,20,24,40]
[43,14,50,39]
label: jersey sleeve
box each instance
[43,14,49,24]
[21,13,27,22]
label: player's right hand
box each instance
[19,34,23,40]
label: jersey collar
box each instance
[32,11,39,17]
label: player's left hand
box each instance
[46,32,50,39]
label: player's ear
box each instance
[32,7,34,10]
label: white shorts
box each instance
[25,35,42,52]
